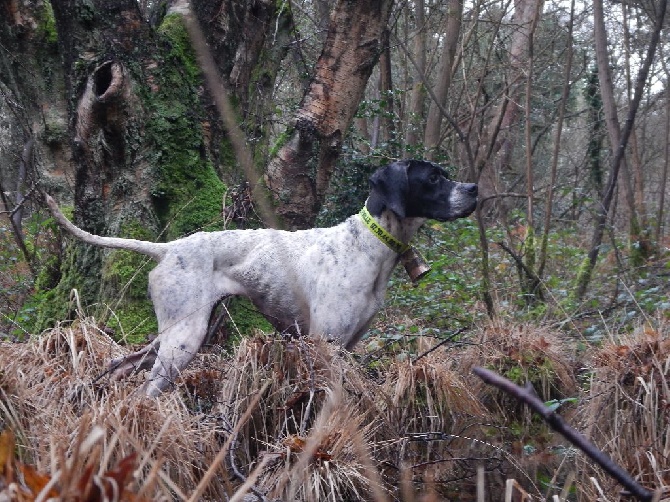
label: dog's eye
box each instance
[428,173,441,184]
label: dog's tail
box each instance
[45,194,168,261]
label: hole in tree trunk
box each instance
[94,62,114,97]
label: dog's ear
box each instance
[367,161,409,218]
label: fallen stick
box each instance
[472,366,654,501]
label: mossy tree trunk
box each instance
[191,0,294,173]
[42,0,227,338]
[422,0,462,161]
[265,0,394,229]
[0,0,66,277]
[476,0,544,215]
[575,0,665,301]
[2,0,293,339]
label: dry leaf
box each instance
[19,464,58,499]
[0,430,15,481]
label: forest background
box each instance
[1,0,670,500]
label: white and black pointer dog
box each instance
[46,159,478,396]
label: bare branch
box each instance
[472,366,655,501]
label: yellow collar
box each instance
[359,206,410,254]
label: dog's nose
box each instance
[464,183,478,196]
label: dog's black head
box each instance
[367,160,478,221]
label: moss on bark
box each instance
[145,13,226,239]
[28,12,225,341]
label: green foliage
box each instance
[545,397,578,412]
[3,211,67,339]
[501,355,555,390]
[317,161,378,226]
[225,297,273,337]
[380,218,485,336]
[20,242,86,337]
[0,228,33,339]
[584,65,605,195]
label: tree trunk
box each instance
[538,0,575,280]
[378,27,396,155]
[622,3,653,261]
[0,0,68,267]
[423,0,463,160]
[0,0,299,335]
[574,0,666,300]
[656,58,670,245]
[404,0,426,156]
[520,0,542,303]
[265,0,394,229]
[477,0,544,211]
[191,0,293,170]
[41,0,231,336]
[590,0,638,252]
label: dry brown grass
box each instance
[217,334,384,501]
[0,319,229,500]
[0,321,392,500]
[2,315,669,500]
[576,320,670,500]
[459,321,577,420]
[378,337,489,495]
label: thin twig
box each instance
[229,454,276,502]
[186,381,271,502]
[496,241,545,301]
[229,434,269,502]
[412,328,466,363]
[300,338,316,436]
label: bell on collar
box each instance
[400,247,431,283]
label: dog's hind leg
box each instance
[141,263,216,396]
[142,304,212,396]
[144,311,209,397]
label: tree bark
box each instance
[656,55,670,244]
[265,0,394,229]
[378,27,396,155]
[0,0,299,335]
[423,0,463,160]
[538,0,575,279]
[589,0,638,245]
[574,0,666,300]
[29,0,230,335]
[191,0,293,169]
[622,3,652,260]
[477,0,544,211]
[403,0,426,156]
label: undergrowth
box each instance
[1,314,669,500]
[2,201,670,499]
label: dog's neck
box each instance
[361,202,426,252]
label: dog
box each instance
[45,159,478,396]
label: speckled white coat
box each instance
[46,160,478,396]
